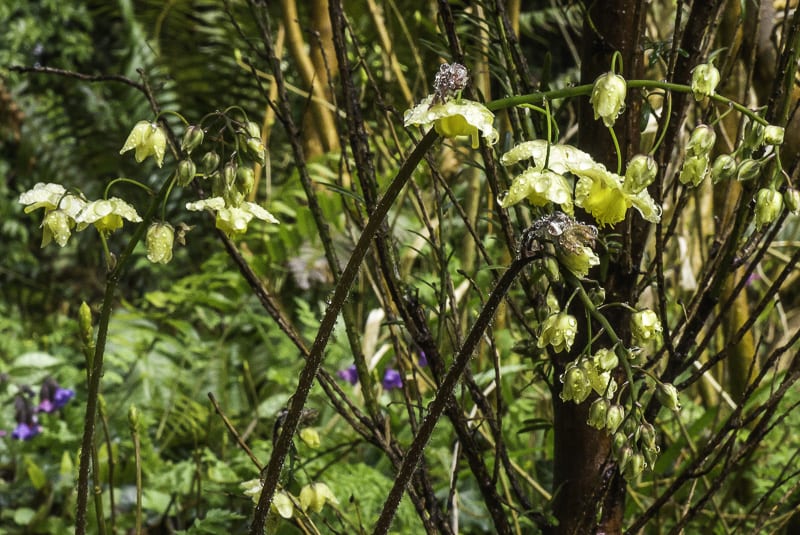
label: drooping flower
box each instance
[146,222,175,264]
[573,163,661,227]
[12,395,42,440]
[538,312,578,354]
[299,482,339,513]
[336,365,358,385]
[185,196,279,237]
[19,183,87,247]
[560,364,591,403]
[755,188,783,230]
[38,377,75,413]
[500,168,574,215]
[404,95,498,148]
[417,351,428,367]
[764,125,785,145]
[382,368,403,390]
[12,421,42,441]
[691,63,721,101]
[120,121,168,167]
[590,72,627,127]
[631,309,663,344]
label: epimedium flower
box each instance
[560,364,591,403]
[590,72,627,127]
[75,198,142,234]
[573,163,661,228]
[631,309,663,345]
[382,368,403,390]
[146,222,175,264]
[538,312,578,354]
[19,183,87,247]
[691,63,721,101]
[120,121,168,167]
[404,94,498,149]
[185,196,279,237]
[755,188,783,229]
[299,482,339,513]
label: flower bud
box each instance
[200,151,221,175]
[623,452,646,480]
[687,124,716,156]
[784,188,800,214]
[593,348,619,372]
[146,222,175,264]
[128,404,140,432]
[617,445,633,472]
[538,312,578,353]
[711,154,737,183]
[736,159,762,182]
[623,154,658,193]
[744,121,766,150]
[638,422,656,449]
[587,398,610,430]
[612,432,627,457]
[588,287,606,306]
[244,121,261,139]
[246,137,267,165]
[176,159,197,187]
[590,72,627,127]
[42,209,74,247]
[605,404,625,434]
[299,428,321,449]
[642,444,660,467]
[79,302,93,347]
[631,309,663,345]
[236,166,255,197]
[691,63,721,101]
[679,154,709,187]
[755,188,783,230]
[120,121,167,167]
[656,383,681,411]
[223,161,238,188]
[560,364,592,404]
[181,125,204,154]
[764,125,785,145]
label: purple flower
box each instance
[38,377,75,413]
[382,368,403,390]
[12,421,42,441]
[417,351,428,367]
[336,365,359,385]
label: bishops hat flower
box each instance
[76,198,142,234]
[185,196,279,237]
[120,121,168,167]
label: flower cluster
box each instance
[2,377,75,441]
[241,480,339,519]
[19,183,141,248]
[335,364,405,391]
[500,140,661,228]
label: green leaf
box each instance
[13,351,61,369]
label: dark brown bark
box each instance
[548,2,648,534]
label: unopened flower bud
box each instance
[590,72,627,127]
[299,428,321,449]
[593,348,618,372]
[764,125,785,145]
[244,121,261,139]
[784,188,800,214]
[679,154,709,187]
[128,404,140,431]
[612,432,627,457]
[181,125,204,154]
[656,383,681,411]
[631,309,662,344]
[638,422,656,449]
[755,188,783,229]
[624,452,646,480]
[588,287,606,306]
[691,63,721,101]
[606,404,625,434]
[744,121,766,150]
[643,444,660,467]
[146,222,175,264]
[236,166,255,197]
[736,159,762,182]
[176,159,197,187]
[624,154,658,193]
[687,124,716,156]
[711,154,737,183]
[79,301,93,347]
[587,398,610,430]
[223,162,238,188]
[200,151,221,175]
[245,137,266,164]
[617,445,633,472]
[560,364,592,403]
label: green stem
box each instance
[608,126,623,175]
[103,177,154,199]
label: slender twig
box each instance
[208,392,263,471]
[8,65,146,92]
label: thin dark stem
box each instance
[371,247,539,534]
[248,129,438,535]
